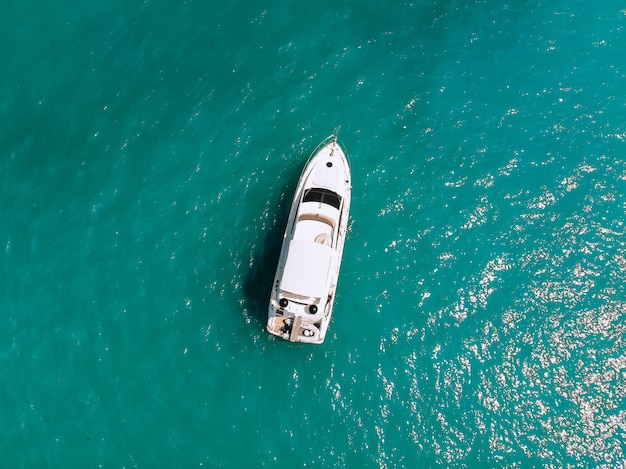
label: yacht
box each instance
[267,135,351,344]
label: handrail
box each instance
[306,133,350,164]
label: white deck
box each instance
[312,155,343,189]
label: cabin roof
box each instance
[280,239,333,299]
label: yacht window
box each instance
[303,188,341,210]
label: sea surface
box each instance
[2,0,625,467]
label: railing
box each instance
[306,133,350,166]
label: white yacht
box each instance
[267,135,351,344]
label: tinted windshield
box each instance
[303,188,342,210]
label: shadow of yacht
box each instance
[243,170,299,330]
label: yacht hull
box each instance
[267,136,351,344]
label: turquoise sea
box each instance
[2,0,625,467]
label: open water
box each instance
[2,0,625,467]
